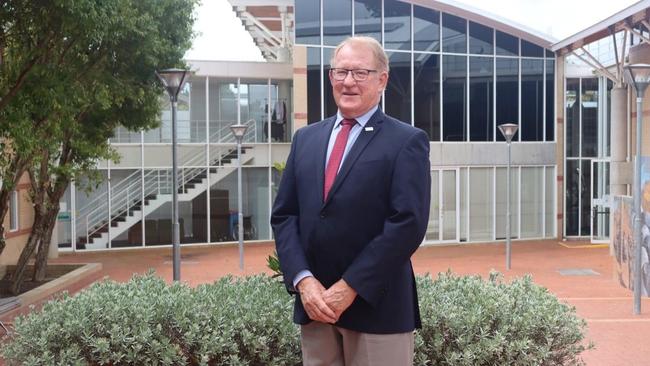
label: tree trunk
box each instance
[33,206,59,281]
[0,159,27,257]
[10,210,44,294]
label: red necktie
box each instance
[324,119,357,201]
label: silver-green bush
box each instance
[2,272,590,365]
[415,271,592,366]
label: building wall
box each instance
[1,173,34,268]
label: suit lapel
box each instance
[322,109,384,207]
[315,116,336,203]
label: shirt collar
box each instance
[334,105,378,129]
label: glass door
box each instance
[591,159,610,243]
[425,168,459,243]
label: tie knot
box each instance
[341,119,357,127]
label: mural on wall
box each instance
[612,196,634,290]
[615,157,650,295]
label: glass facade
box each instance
[564,77,612,237]
[60,76,292,250]
[297,1,555,142]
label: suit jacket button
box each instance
[320,213,326,219]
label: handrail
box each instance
[75,136,253,245]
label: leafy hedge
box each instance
[2,272,591,365]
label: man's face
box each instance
[329,43,388,119]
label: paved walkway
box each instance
[3,239,649,365]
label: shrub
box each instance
[2,271,590,365]
[414,271,592,366]
[2,273,300,365]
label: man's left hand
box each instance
[323,279,357,318]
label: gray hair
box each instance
[330,36,390,73]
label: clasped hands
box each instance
[297,276,357,324]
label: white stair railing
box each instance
[75,130,255,246]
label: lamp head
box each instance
[498,123,519,143]
[156,68,190,100]
[230,122,250,142]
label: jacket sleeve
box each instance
[271,129,310,293]
[342,129,431,306]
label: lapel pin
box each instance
[364,126,374,132]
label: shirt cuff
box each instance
[293,270,314,290]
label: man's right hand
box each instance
[296,276,338,323]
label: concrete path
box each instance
[2,239,649,365]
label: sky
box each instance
[184,0,640,62]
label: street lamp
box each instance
[499,123,518,270]
[230,122,249,270]
[156,68,190,282]
[624,63,650,315]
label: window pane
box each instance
[565,78,580,157]
[56,186,73,249]
[295,0,320,45]
[413,5,439,52]
[385,52,411,123]
[495,167,519,239]
[355,0,382,42]
[496,58,518,141]
[110,169,145,248]
[426,170,440,241]
[521,59,544,141]
[242,82,270,143]
[470,56,493,141]
[546,60,555,141]
[384,0,411,51]
[521,167,544,238]
[581,160,591,236]
[323,48,338,118]
[469,167,493,241]
[496,30,518,56]
[469,21,493,55]
[545,166,555,237]
[582,78,599,157]
[565,159,580,236]
[307,47,321,123]
[521,39,544,57]
[546,49,554,58]
[208,79,237,143]
[459,168,468,242]
[443,55,467,141]
[324,0,352,46]
[272,79,292,142]
[442,13,466,53]
[189,77,207,142]
[414,53,440,140]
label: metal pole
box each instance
[172,98,181,282]
[506,140,512,270]
[237,138,244,270]
[634,92,644,314]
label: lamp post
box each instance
[624,63,650,315]
[156,68,189,282]
[230,122,249,270]
[499,123,518,270]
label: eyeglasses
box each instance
[330,68,377,81]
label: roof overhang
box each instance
[227,0,294,62]
[552,0,650,54]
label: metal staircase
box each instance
[75,120,256,249]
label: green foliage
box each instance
[267,250,283,279]
[2,272,590,365]
[414,271,592,366]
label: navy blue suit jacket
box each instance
[271,109,431,334]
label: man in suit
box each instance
[271,36,431,366]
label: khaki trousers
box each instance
[300,322,414,366]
